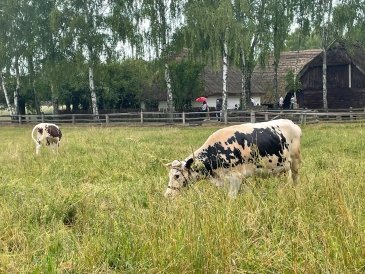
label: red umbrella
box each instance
[195,96,207,103]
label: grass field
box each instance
[0,123,365,273]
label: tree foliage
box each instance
[1,0,365,113]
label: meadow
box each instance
[0,122,364,273]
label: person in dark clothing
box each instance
[215,98,222,121]
[201,101,209,120]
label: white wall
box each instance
[156,95,261,112]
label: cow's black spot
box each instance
[185,158,194,169]
[194,126,289,173]
[226,136,236,144]
[38,128,43,134]
[46,125,62,140]
[233,127,288,163]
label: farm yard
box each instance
[0,123,365,273]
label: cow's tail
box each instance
[31,125,38,144]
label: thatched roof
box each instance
[251,49,322,103]
[202,66,251,97]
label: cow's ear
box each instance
[165,160,182,169]
[185,158,194,169]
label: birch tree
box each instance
[141,0,186,114]
[288,0,314,106]
[0,0,26,116]
[0,8,14,114]
[185,0,237,123]
[268,0,296,107]
[233,0,270,109]
[67,0,112,117]
[320,0,333,110]
[0,71,13,114]
[311,0,335,109]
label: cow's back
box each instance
[189,119,301,176]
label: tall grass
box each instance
[0,123,365,273]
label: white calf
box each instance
[31,123,62,155]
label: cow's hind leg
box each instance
[290,157,300,184]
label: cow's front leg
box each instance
[227,173,242,198]
[210,177,224,187]
[36,140,41,155]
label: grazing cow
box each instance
[31,123,62,155]
[164,119,302,198]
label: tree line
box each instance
[1,0,365,118]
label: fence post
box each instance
[264,113,269,121]
[41,113,45,123]
[72,114,75,125]
[140,111,144,124]
[18,115,22,125]
[105,114,109,126]
[300,111,306,125]
[250,111,256,123]
[349,107,353,121]
[224,110,228,124]
[182,112,186,125]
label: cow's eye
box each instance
[174,174,180,179]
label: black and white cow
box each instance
[164,119,302,198]
[31,123,62,155]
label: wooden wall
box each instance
[297,87,365,109]
[298,62,365,109]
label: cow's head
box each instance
[164,158,201,198]
[164,160,190,198]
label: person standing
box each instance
[279,96,284,109]
[215,98,222,121]
[290,95,295,109]
[201,100,209,120]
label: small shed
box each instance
[251,43,365,109]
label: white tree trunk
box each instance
[50,82,59,114]
[0,71,13,115]
[222,32,228,124]
[322,48,328,109]
[240,49,247,110]
[89,64,99,118]
[164,63,174,113]
[14,56,20,116]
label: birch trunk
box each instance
[0,71,13,115]
[14,55,20,116]
[322,49,328,109]
[89,64,99,118]
[50,82,59,114]
[222,32,228,124]
[164,63,174,113]
[28,56,41,115]
[240,50,247,110]
[321,0,332,110]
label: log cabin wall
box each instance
[298,49,365,109]
[252,43,365,109]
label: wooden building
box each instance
[252,43,365,109]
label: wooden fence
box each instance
[1,108,365,126]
